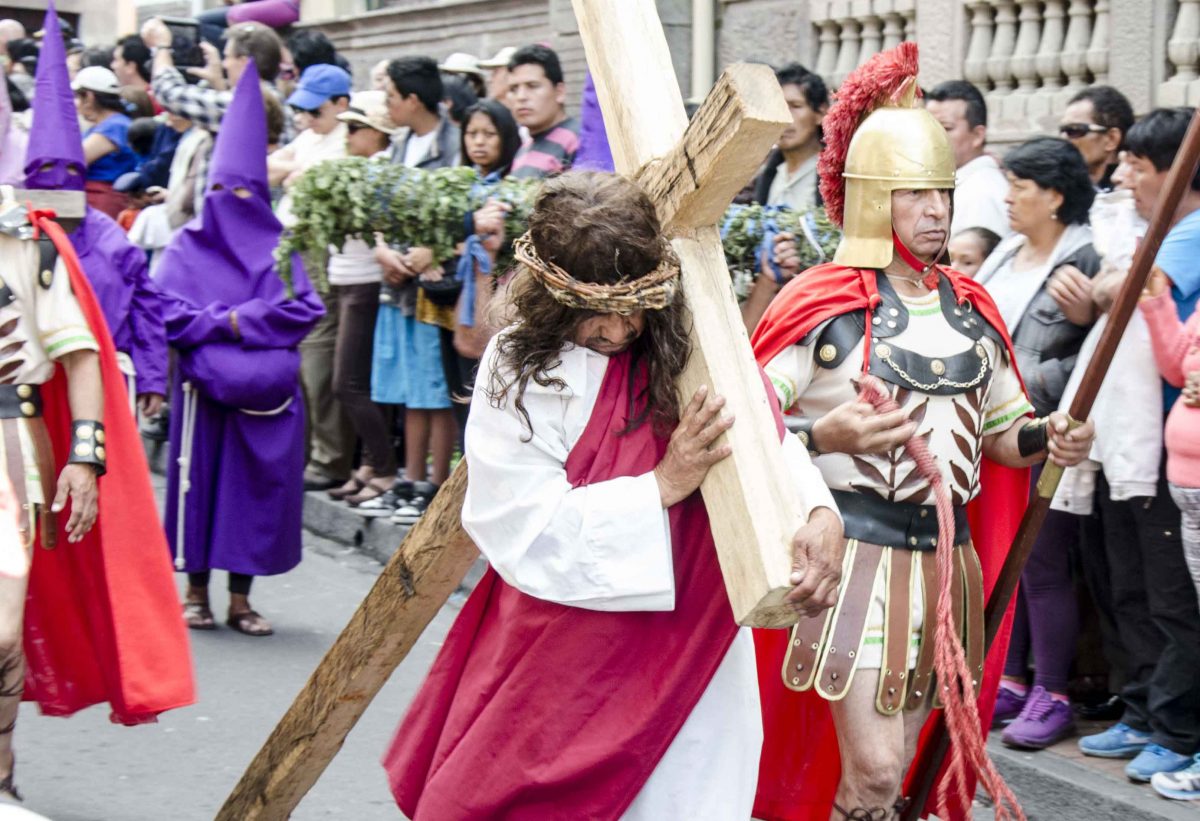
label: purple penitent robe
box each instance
[69,209,168,396]
[161,266,323,575]
[158,58,324,577]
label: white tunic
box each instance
[463,333,837,821]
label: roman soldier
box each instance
[0,5,194,803]
[750,43,1095,820]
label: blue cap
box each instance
[286,64,353,111]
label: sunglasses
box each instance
[1059,123,1108,139]
[292,105,320,117]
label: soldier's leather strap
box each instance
[816,541,883,699]
[906,551,939,711]
[878,547,914,715]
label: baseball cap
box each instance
[336,90,397,135]
[477,47,516,69]
[286,64,353,111]
[71,65,120,95]
[438,52,484,79]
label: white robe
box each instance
[462,335,838,820]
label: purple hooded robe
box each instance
[158,62,324,576]
[24,22,167,396]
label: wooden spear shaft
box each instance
[903,107,1200,821]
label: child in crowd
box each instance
[948,226,1001,277]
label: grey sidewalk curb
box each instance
[988,737,1200,819]
[300,486,489,590]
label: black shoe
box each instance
[390,481,439,525]
[303,471,341,492]
[354,488,404,518]
[141,410,170,442]
[1076,694,1125,722]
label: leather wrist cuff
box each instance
[1017,417,1049,459]
[794,416,822,455]
[69,420,107,476]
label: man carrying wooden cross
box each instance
[381,171,843,818]
[750,44,1097,820]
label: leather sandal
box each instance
[345,480,393,507]
[227,609,274,637]
[183,600,216,630]
[327,477,366,500]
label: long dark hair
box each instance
[487,172,691,438]
[459,99,521,177]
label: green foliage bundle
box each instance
[275,159,841,297]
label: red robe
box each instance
[383,350,784,819]
[750,263,1029,821]
[22,213,195,723]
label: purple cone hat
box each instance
[157,60,310,308]
[24,0,86,191]
[207,57,271,202]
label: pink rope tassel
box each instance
[856,375,1025,821]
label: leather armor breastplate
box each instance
[806,274,1005,397]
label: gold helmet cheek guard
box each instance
[832,106,957,270]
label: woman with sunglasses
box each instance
[976,136,1101,751]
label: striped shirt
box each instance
[511,117,580,179]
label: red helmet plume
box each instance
[818,42,922,226]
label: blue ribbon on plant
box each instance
[456,233,492,327]
[757,205,796,285]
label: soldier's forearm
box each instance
[60,350,104,424]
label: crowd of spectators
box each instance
[8,10,1200,802]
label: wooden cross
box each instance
[217,3,797,818]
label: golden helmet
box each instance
[835,100,956,269]
[818,42,955,269]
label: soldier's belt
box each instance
[831,489,970,551]
[0,384,43,419]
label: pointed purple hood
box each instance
[157,60,309,308]
[24,1,86,191]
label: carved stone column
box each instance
[1059,0,1094,99]
[814,8,843,87]
[963,1,995,91]
[1161,0,1200,105]
[1086,0,1110,84]
[833,6,862,86]
[1028,0,1066,124]
[1002,0,1042,123]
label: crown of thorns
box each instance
[512,231,681,315]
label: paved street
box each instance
[15,532,457,821]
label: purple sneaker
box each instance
[991,685,1026,728]
[1002,685,1075,750]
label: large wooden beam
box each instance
[220,3,802,817]
[215,465,477,821]
[575,0,799,627]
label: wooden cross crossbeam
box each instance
[217,3,797,817]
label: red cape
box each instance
[22,214,195,723]
[750,263,1028,821]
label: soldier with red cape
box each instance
[0,4,194,803]
[750,43,1096,820]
